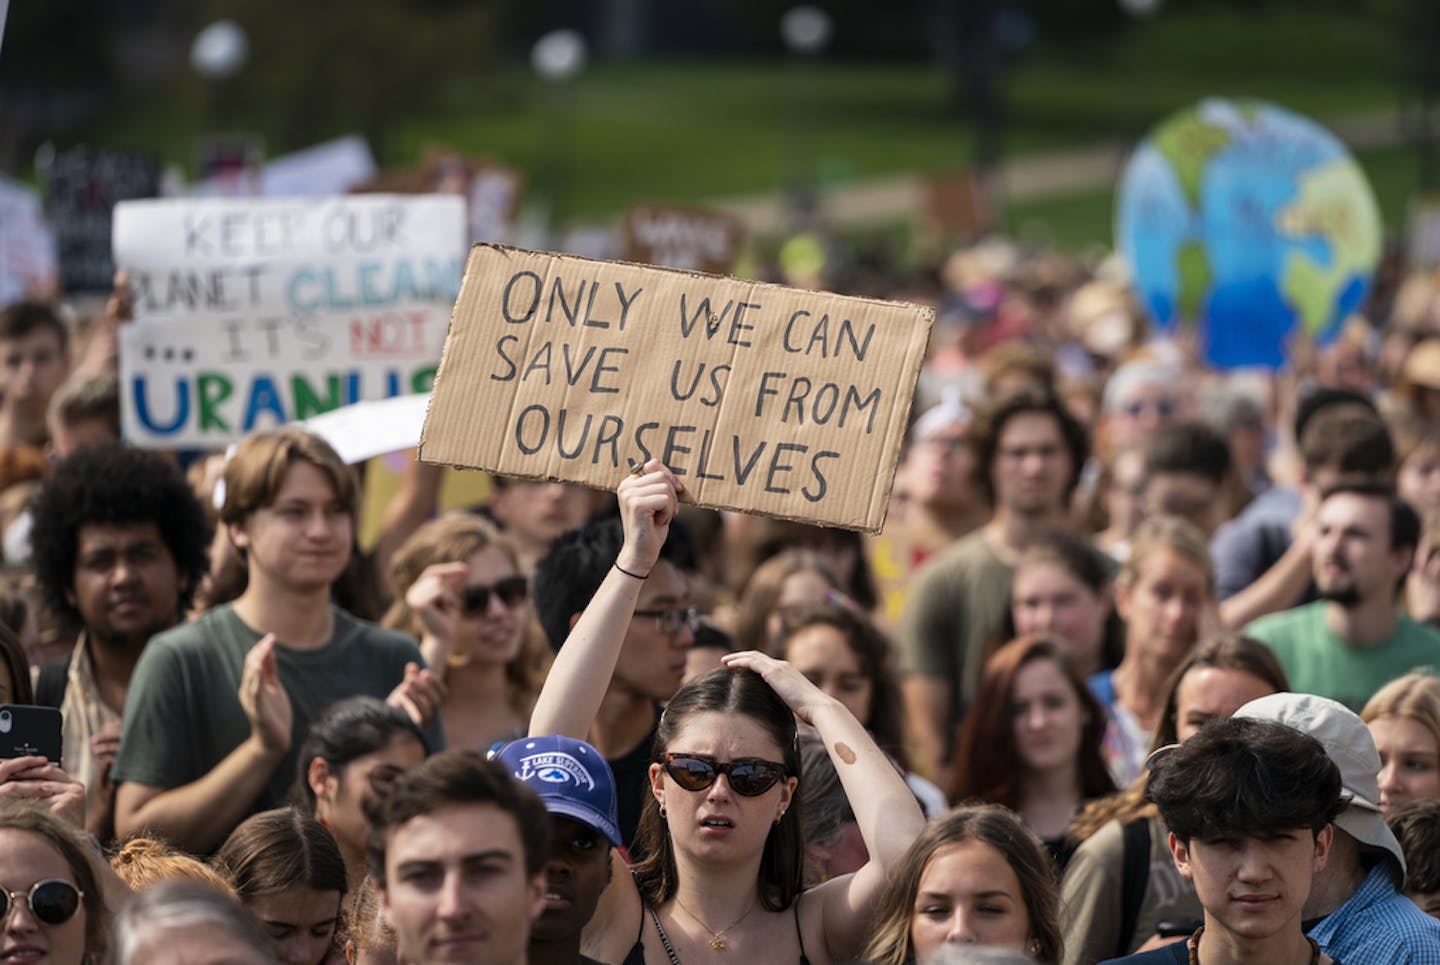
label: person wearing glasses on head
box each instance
[0,802,109,965]
[385,513,548,750]
[528,460,926,965]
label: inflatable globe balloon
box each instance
[1116,98,1381,369]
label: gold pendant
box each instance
[710,936,726,951]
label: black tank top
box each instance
[619,897,811,965]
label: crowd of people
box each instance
[2,237,1440,965]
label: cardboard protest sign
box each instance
[114,195,466,448]
[420,245,934,532]
[624,203,743,274]
[40,146,160,294]
[924,170,992,239]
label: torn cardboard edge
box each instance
[419,243,934,533]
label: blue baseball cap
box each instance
[493,735,623,847]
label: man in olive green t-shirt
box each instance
[112,429,443,854]
[900,389,1089,778]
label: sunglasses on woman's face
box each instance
[0,879,83,926]
[458,576,528,616]
[660,753,787,797]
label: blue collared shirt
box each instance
[1311,863,1440,964]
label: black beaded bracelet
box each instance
[613,561,649,580]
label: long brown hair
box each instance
[862,804,1062,965]
[213,807,348,900]
[383,512,546,717]
[631,668,804,912]
[947,636,1114,808]
[774,600,906,760]
[731,548,841,655]
[1070,634,1288,841]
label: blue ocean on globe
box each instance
[1116,98,1381,369]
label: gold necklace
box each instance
[671,893,757,951]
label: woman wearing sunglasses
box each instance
[0,802,109,964]
[384,512,547,749]
[530,461,926,965]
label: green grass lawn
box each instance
[87,3,1416,240]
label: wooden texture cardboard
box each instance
[420,245,934,532]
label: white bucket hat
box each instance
[1233,692,1406,875]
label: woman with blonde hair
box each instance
[383,512,546,749]
[863,804,1061,965]
[1088,516,1215,786]
[1362,672,1440,813]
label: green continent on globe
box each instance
[1176,241,1212,323]
[1153,112,1232,210]
[1278,158,1383,335]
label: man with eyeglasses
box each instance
[533,514,696,852]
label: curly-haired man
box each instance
[30,441,209,841]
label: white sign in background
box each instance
[115,195,466,448]
[0,175,57,303]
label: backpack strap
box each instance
[1117,816,1152,958]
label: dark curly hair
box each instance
[30,442,209,625]
[1147,717,1344,844]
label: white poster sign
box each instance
[0,175,57,303]
[115,194,466,448]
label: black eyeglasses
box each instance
[459,576,528,616]
[633,606,700,636]
[0,879,84,926]
[661,753,788,797]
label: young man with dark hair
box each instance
[532,512,695,849]
[0,300,69,450]
[900,388,1089,777]
[495,735,621,965]
[1140,421,1233,537]
[1103,716,1344,964]
[1244,484,1440,711]
[366,748,551,965]
[112,428,442,853]
[29,442,209,840]
[1387,800,1440,920]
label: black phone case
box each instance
[0,705,63,765]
